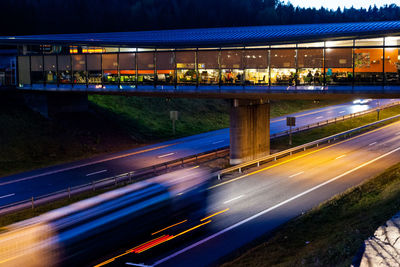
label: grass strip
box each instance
[222,161,400,267]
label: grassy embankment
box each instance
[223,162,400,267]
[0,92,342,177]
[271,104,400,151]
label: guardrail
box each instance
[1,101,399,215]
[217,113,400,179]
[0,148,229,215]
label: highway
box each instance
[0,99,397,207]
[95,111,400,267]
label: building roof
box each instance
[1,21,400,48]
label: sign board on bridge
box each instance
[286,116,296,126]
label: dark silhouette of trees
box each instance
[0,0,399,35]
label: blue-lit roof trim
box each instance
[1,21,400,48]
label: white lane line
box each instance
[212,140,225,145]
[223,195,244,204]
[339,110,346,114]
[158,153,175,158]
[289,171,304,178]
[126,263,152,267]
[153,146,400,266]
[369,142,377,146]
[0,193,15,199]
[86,169,107,177]
[316,116,323,119]
[335,154,346,160]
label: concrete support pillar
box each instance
[23,92,88,118]
[230,99,270,165]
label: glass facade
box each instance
[16,36,400,89]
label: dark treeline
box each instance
[1,0,400,36]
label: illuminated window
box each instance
[31,56,44,84]
[176,51,196,85]
[243,49,268,85]
[384,47,400,85]
[72,55,86,84]
[221,50,243,85]
[102,54,118,84]
[198,50,219,85]
[297,49,323,85]
[270,49,296,85]
[87,54,102,85]
[44,56,57,84]
[354,48,383,85]
[119,53,136,84]
[58,55,71,84]
[156,52,175,85]
[324,48,353,85]
[137,52,155,85]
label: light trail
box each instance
[200,208,229,222]
[0,193,15,199]
[151,220,187,236]
[157,153,175,158]
[223,195,244,204]
[86,169,107,176]
[153,145,400,266]
[0,143,177,187]
[289,171,304,178]
[209,120,400,190]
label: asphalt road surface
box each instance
[0,99,397,207]
[97,111,400,267]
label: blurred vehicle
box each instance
[0,168,212,267]
[353,99,372,104]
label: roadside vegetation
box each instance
[0,92,342,177]
[271,104,400,151]
[222,162,400,267]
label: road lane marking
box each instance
[209,120,400,190]
[369,142,377,146]
[316,116,323,119]
[126,263,153,267]
[223,195,244,204]
[335,155,346,160]
[339,110,345,113]
[158,153,175,158]
[153,145,400,266]
[0,143,178,187]
[0,193,15,199]
[200,208,229,221]
[289,171,304,178]
[271,105,348,122]
[86,169,107,177]
[151,220,188,236]
[212,140,224,144]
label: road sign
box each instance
[170,111,179,135]
[170,110,178,120]
[286,116,296,126]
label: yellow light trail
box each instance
[200,208,230,221]
[151,220,188,236]
[209,120,400,189]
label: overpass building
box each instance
[2,21,400,164]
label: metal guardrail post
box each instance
[31,197,34,209]
[68,187,71,199]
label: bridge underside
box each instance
[16,85,400,100]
